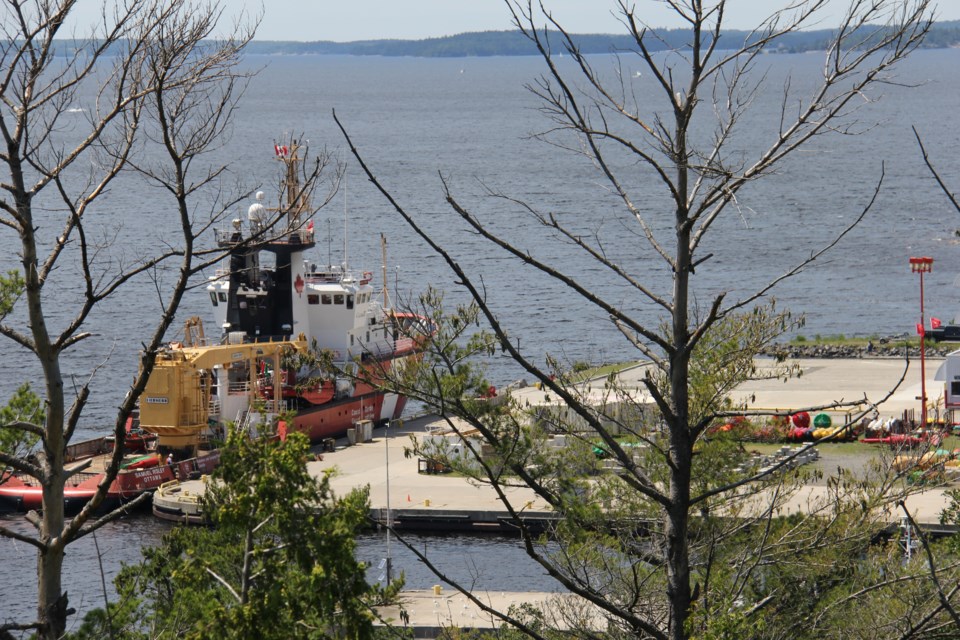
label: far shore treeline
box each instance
[250,20,960,56]
[43,20,960,57]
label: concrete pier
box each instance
[375,589,604,638]
[163,356,954,527]
[157,357,959,636]
[308,356,952,526]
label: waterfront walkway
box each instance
[312,413,953,530]
[353,356,956,635]
[170,357,957,636]
[310,356,952,526]
[375,589,604,637]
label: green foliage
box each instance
[0,382,43,455]
[393,288,496,408]
[0,268,24,318]
[62,597,143,640]
[689,606,765,640]
[684,302,801,427]
[570,361,592,373]
[387,292,950,639]
[683,503,913,639]
[939,488,960,530]
[91,431,396,639]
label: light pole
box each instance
[383,418,400,584]
[910,256,934,429]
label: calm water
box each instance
[3,49,960,624]
[1,511,555,626]
[4,50,960,433]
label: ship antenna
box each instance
[342,171,348,271]
[381,233,389,308]
[326,219,333,269]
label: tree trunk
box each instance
[666,100,694,639]
[667,352,694,640]
[36,542,67,640]
[22,174,69,640]
[666,475,692,640]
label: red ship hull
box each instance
[280,391,408,442]
[0,442,220,515]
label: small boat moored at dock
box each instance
[152,478,209,525]
[0,433,219,515]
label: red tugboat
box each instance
[0,426,191,515]
[0,140,431,515]
[204,139,432,441]
[0,335,300,515]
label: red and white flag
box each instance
[932,317,942,329]
[917,323,925,336]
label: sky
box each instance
[69,1,960,42]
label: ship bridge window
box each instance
[334,294,344,305]
[347,294,354,310]
[321,294,332,304]
[307,294,319,305]
[218,292,227,302]
[209,292,218,306]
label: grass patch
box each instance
[790,335,893,347]
[746,441,872,456]
[567,360,644,382]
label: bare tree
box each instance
[915,125,960,216]
[0,2,329,639]
[336,1,942,638]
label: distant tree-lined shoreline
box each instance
[242,21,960,56]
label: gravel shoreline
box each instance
[761,337,954,360]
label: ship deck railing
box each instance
[214,227,315,247]
[226,381,251,395]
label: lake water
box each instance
[1,512,557,628]
[4,49,960,433]
[3,49,960,624]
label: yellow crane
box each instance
[139,319,307,452]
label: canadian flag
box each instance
[917,323,925,336]
[932,317,942,329]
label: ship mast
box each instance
[282,139,309,227]
[275,137,315,241]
